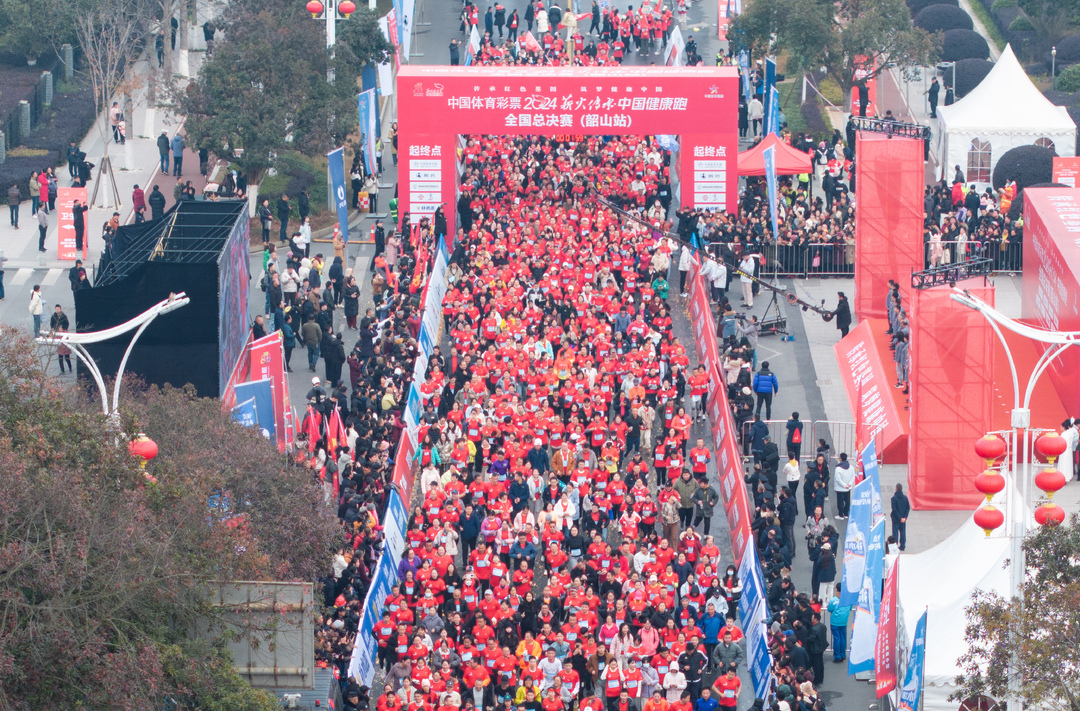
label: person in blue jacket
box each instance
[826,584,852,662]
[752,360,779,419]
[698,602,724,657]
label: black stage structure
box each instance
[76,200,251,398]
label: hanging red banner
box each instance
[875,559,899,697]
[249,332,288,451]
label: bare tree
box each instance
[73,0,148,206]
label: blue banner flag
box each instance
[358,89,378,179]
[232,397,258,428]
[861,439,885,523]
[739,51,751,103]
[767,84,780,135]
[233,378,275,439]
[848,518,885,675]
[841,478,873,607]
[898,611,927,711]
[763,56,775,103]
[327,146,350,243]
[763,145,779,241]
[737,546,774,699]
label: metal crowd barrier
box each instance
[737,419,884,464]
[924,239,1023,274]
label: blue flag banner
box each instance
[358,89,378,179]
[327,146,350,243]
[739,51,751,103]
[848,518,885,675]
[767,84,780,135]
[233,378,275,439]
[232,397,258,428]
[763,145,779,241]
[736,546,774,699]
[764,56,775,106]
[898,611,927,711]
[841,478,873,607]
[861,439,885,523]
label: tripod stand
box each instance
[758,285,788,337]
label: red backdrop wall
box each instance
[1021,188,1080,417]
[853,134,924,320]
[907,279,996,510]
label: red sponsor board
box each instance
[850,57,876,117]
[853,134,923,320]
[690,257,753,566]
[1022,188,1080,416]
[397,66,738,230]
[392,428,418,498]
[221,331,255,409]
[1052,157,1080,187]
[875,560,899,697]
[833,321,907,453]
[57,187,88,261]
[249,332,288,451]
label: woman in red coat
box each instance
[37,171,49,213]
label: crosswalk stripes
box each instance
[9,268,33,286]
[41,268,64,286]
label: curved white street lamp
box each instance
[34,292,190,420]
[950,287,1080,711]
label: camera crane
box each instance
[595,198,837,333]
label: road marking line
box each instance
[9,268,32,286]
[42,268,63,286]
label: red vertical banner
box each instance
[57,187,88,261]
[850,57,876,117]
[853,134,924,320]
[249,332,288,451]
[875,559,899,697]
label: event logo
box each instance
[706,85,725,98]
[412,82,444,97]
[844,521,867,562]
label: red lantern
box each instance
[1036,432,1068,464]
[973,469,1005,502]
[1034,467,1067,499]
[1035,502,1066,526]
[306,0,324,16]
[973,504,1004,537]
[128,434,158,468]
[339,0,356,16]
[974,435,1008,466]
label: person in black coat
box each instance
[891,483,910,551]
[833,291,852,338]
[148,185,167,220]
[323,330,347,386]
[72,200,88,252]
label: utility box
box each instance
[204,581,316,690]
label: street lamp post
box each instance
[34,292,190,422]
[1052,46,1057,81]
[306,0,357,84]
[950,288,1080,711]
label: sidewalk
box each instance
[0,50,212,273]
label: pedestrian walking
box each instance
[29,285,43,336]
[785,412,803,460]
[890,483,910,551]
[29,172,40,215]
[449,38,461,65]
[833,291,852,338]
[751,361,778,420]
[170,134,186,176]
[148,185,166,221]
[132,184,146,223]
[6,184,19,228]
[826,585,851,662]
[833,453,855,519]
[67,142,80,179]
[277,194,291,244]
[691,478,719,535]
[37,207,48,252]
[157,131,170,174]
[72,200,88,254]
[927,77,940,119]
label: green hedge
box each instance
[1008,15,1034,31]
[1055,64,1080,92]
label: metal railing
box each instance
[925,239,1022,273]
[738,418,886,464]
[758,242,855,279]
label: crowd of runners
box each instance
[316,132,846,711]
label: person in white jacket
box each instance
[28,285,43,336]
[710,257,728,304]
[833,452,856,519]
[783,456,801,497]
[663,662,687,702]
[678,244,693,296]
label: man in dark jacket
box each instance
[834,291,852,338]
[752,361,779,419]
[778,489,798,552]
[761,435,780,479]
[749,415,769,462]
[526,439,550,475]
[459,504,482,559]
[148,185,167,220]
[276,194,290,244]
[891,483,910,550]
[156,130,170,173]
[691,478,720,534]
[806,612,829,683]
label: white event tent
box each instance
[939,44,1076,188]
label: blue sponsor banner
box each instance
[763,145,779,242]
[327,146,350,243]
[358,89,378,178]
[862,439,885,523]
[897,611,927,711]
[841,478,873,607]
[232,397,258,428]
[737,546,773,698]
[848,519,885,675]
[739,51,751,102]
[233,379,275,439]
[767,84,780,135]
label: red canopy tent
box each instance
[737,134,813,176]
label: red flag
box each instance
[302,406,323,453]
[327,408,347,453]
[875,559,899,696]
[522,31,542,52]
